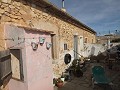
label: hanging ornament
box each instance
[46,42,52,49]
[39,37,45,44]
[31,42,38,50]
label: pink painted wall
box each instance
[5,25,53,90]
[5,24,28,90]
[8,79,28,90]
[24,30,53,90]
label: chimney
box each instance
[61,0,66,12]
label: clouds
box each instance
[49,0,120,34]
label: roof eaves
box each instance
[27,0,96,34]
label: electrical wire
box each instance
[0,36,87,60]
[0,35,66,41]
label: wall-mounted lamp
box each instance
[39,37,45,44]
[46,42,52,49]
[31,42,38,50]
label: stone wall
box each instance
[0,0,96,78]
[0,0,95,47]
[83,30,96,43]
[0,24,6,51]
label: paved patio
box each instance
[54,62,120,90]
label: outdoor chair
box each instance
[91,66,112,88]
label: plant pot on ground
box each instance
[56,78,64,88]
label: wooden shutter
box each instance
[0,50,12,86]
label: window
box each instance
[84,38,87,43]
[64,43,67,50]
[10,49,24,81]
[92,39,93,43]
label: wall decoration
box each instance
[39,37,45,44]
[46,42,52,49]
[31,42,38,50]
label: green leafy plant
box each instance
[56,78,64,88]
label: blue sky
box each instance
[48,0,120,35]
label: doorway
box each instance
[74,35,78,59]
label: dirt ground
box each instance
[54,62,120,90]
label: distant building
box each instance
[96,34,120,49]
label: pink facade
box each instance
[5,24,53,90]
[25,29,53,90]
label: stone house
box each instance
[0,0,96,90]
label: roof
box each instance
[27,0,96,34]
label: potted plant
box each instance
[56,78,64,88]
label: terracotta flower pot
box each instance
[56,82,63,88]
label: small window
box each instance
[84,38,87,43]
[92,39,93,43]
[64,44,67,50]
